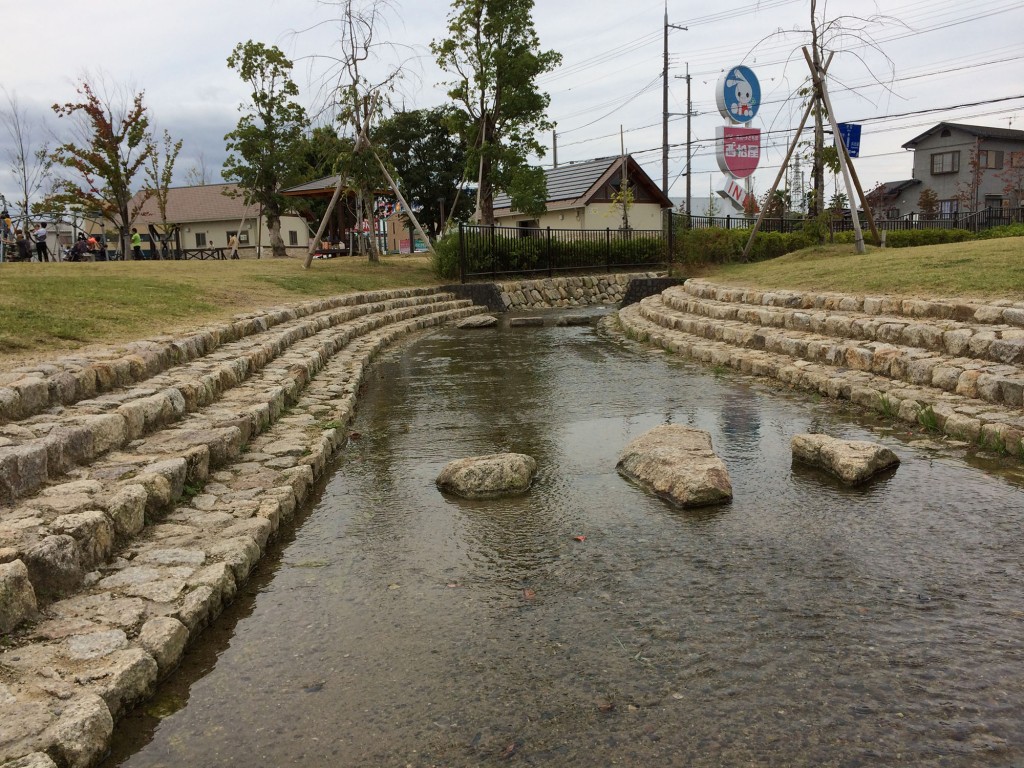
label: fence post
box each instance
[546,227,553,278]
[726,215,731,230]
[666,209,674,276]
[458,222,466,283]
[606,228,611,272]
[490,222,497,279]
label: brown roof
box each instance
[130,183,260,225]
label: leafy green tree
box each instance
[432,0,561,225]
[145,129,183,251]
[374,107,470,237]
[918,187,939,220]
[223,41,308,258]
[49,78,155,259]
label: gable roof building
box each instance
[493,155,673,231]
[899,122,1024,217]
[130,183,311,255]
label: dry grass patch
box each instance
[0,256,439,365]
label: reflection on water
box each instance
[107,313,1024,767]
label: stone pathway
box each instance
[618,278,1024,455]
[0,287,484,768]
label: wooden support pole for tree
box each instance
[741,52,833,262]
[303,175,347,269]
[803,47,864,254]
[371,149,435,257]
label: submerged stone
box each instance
[436,453,537,499]
[616,426,732,508]
[456,315,499,329]
[791,433,899,485]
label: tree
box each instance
[145,129,183,253]
[955,146,983,214]
[918,187,939,220]
[49,77,155,260]
[1,89,54,233]
[432,0,561,225]
[223,41,308,258]
[997,152,1024,210]
[373,107,470,237]
[184,152,212,186]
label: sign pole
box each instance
[740,52,833,262]
[803,47,864,254]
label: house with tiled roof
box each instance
[901,122,1024,218]
[492,155,672,231]
[129,183,311,256]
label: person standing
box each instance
[228,233,240,259]
[131,228,143,260]
[33,223,50,262]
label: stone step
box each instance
[1,299,480,614]
[639,295,1024,410]
[617,302,1024,455]
[0,287,444,424]
[0,294,471,503]
[664,285,1024,368]
[0,298,470,767]
[683,278,1024,328]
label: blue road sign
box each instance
[837,123,862,158]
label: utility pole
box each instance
[685,63,692,216]
[553,130,558,168]
[663,4,687,197]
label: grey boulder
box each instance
[791,433,899,485]
[617,426,732,508]
[436,453,537,499]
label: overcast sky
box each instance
[2,0,1022,210]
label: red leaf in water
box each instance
[501,741,520,759]
[349,431,362,440]
[522,588,536,600]
[574,535,586,542]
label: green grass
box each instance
[707,237,1024,299]
[0,256,438,363]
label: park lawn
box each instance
[706,237,1024,299]
[0,255,439,364]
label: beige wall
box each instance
[177,214,310,252]
[496,203,666,232]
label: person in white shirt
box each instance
[33,223,51,262]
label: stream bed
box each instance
[106,310,1024,767]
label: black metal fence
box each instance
[457,222,671,283]
[686,207,1024,234]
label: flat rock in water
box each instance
[616,426,732,508]
[791,433,899,485]
[456,315,499,329]
[436,453,537,499]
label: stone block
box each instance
[50,512,115,571]
[43,693,114,768]
[105,485,148,538]
[23,535,83,600]
[0,560,38,634]
[137,617,189,677]
[0,444,49,504]
[792,433,899,485]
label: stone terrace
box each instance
[0,287,485,768]
[618,278,1024,453]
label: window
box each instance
[885,207,900,220]
[1011,152,1024,169]
[288,230,298,246]
[978,150,1003,170]
[938,199,958,216]
[984,195,1003,210]
[238,230,249,244]
[195,232,207,247]
[931,152,959,175]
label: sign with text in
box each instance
[718,178,756,212]
[837,123,862,158]
[716,126,761,179]
[716,65,762,123]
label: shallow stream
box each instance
[106,310,1024,767]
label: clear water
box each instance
[106,310,1024,767]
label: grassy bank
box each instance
[704,237,1024,299]
[3,237,1023,366]
[0,256,438,364]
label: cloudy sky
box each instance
[2,0,1022,211]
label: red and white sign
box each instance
[716,126,761,179]
[718,178,757,212]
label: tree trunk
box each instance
[362,196,380,263]
[266,211,287,257]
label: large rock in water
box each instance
[436,453,537,499]
[616,426,732,508]
[791,434,899,485]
